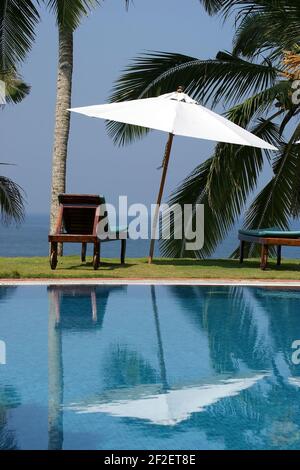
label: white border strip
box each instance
[1,279,300,287]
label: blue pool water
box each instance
[0,285,300,450]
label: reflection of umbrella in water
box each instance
[66,286,267,426]
[70,88,277,263]
[288,377,300,387]
[68,374,267,426]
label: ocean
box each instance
[0,213,300,259]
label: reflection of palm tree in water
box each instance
[251,287,300,376]
[169,286,271,373]
[47,285,123,450]
[87,286,268,432]
[0,287,17,302]
[0,386,20,450]
[168,285,300,449]
[48,284,300,449]
[48,288,63,450]
[102,347,158,391]
[205,287,273,373]
[244,287,300,448]
[189,371,300,449]
[0,288,20,450]
[102,286,167,392]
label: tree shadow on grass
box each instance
[62,261,133,271]
[152,258,300,271]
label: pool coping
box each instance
[2,278,300,287]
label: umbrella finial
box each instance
[177,86,184,93]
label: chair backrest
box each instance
[58,194,103,205]
[58,194,105,235]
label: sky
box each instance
[1,0,235,215]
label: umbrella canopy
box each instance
[70,91,277,150]
[70,89,278,263]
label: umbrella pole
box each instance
[148,133,174,264]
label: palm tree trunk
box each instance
[50,26,73,255]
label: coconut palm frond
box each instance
[201,1,300,59]
[110,1,300,259]
[198,0,226,15]
[226,81,290,127]
[231,135,300,258]
[45,0,102,31]
[0,0,39,72]
[0,165,25,224]
[160,118,281,258]
[0,71,30,104]
[107,51,278,145]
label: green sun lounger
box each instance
[239,228,300,239]
[238,227,300,270]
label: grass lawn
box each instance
[1,256,300,280]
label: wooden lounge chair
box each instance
[239,228,300,270]
[48,194,127,270]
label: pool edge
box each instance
[2,278,300,287]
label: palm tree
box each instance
[49,0,131,252]
[0,1,38,224]
[48,1,100,239]
[107,0,300,258]
[2,1,130,238]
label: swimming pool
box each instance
[0,284,300,450]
